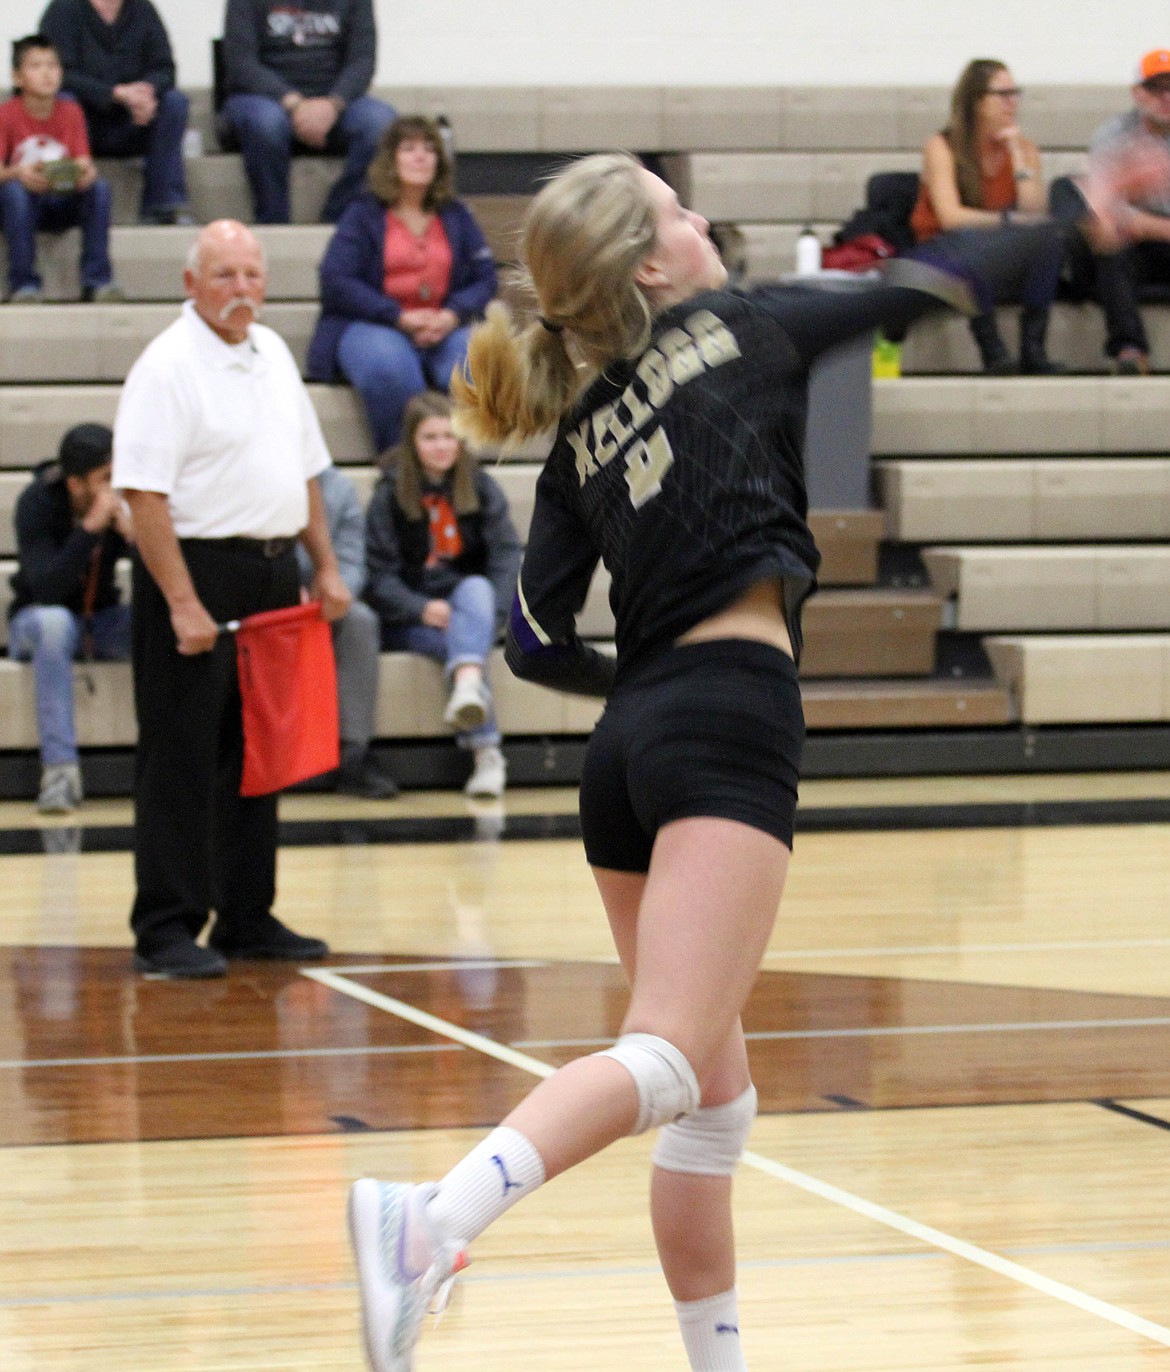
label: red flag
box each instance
[234,602,339,797]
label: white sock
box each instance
[675,1288,748,1371]
[425,1125,546,1245]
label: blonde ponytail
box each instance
[453,153,658,446]
[452,302,578,447]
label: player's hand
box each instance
[75,159,98,192]
[312,566,353,622]
[170,598,219,655]
[421,599,451,630]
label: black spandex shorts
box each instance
[579,639,804,873]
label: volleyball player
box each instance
[346,153,1133,1372]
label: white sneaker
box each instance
[464,746,506,799]
[444,676,489,731]
[348,1179,465,1372]
[37,763,82,814]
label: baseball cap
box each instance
[57,423,113,479]
[1138,49,1170,84]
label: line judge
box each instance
[113,219,351,979]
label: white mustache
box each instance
[218,296,261,324]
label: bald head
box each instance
[184,220,268,345]
[185,219,266,275]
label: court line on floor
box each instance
[306,966,1170,1351]
[9,1011,1169,1073]
[11,1239,1170,1310]
[511,1016,1170,1051]
[763,936,1170,961]
[0,1043,463,1071]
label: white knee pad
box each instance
[651,1085,758,1176]
[597,1032,701,1134]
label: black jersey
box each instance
[503,240,1025,698]
[505,288,821,697]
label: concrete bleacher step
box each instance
[923,546,1170,632]
[877,457,1170,542]
[661,149,1088,224]
[96,151,535,246]
[799,589,942,678]
[0,301,316,382]
[897,304,1170,376]
[985,634,1170,725]
[801,678,1012,729]
[871,377,1170,456]
[0,383,373,467]
[0,225,331,302]
[182,84,1122,158]
[0,193,529,302]
[807,510,884,585]
[0,654,1013,752]
[11,374,1161,470]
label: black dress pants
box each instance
[129,540,299,954]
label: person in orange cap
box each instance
[1081,49,1170,373]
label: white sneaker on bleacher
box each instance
[444,676,489,731]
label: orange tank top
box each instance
[909,149,1017,243]
[383,212,453,309]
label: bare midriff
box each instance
[675,577,793,660]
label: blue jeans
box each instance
[381,575,500,748]
[84,88,189,217]
[0,179,114,294]
[10,603,132,765]
[218,93,396,224]
[337,320,473,451]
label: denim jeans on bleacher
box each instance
[380,574,500,749]
[218,93,395,224]
[337,320,473,451]
[9,603,131,765]
[84,88,190,218]
[0,179,114,295]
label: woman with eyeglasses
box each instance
[910,58,1064,374]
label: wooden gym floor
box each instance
[3,773,1170,1369]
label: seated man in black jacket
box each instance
[39,0,192,225]
[9,424,132,813]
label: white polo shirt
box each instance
[112,301,331,538]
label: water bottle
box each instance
[437,115,456,188]
[795,226,822,275]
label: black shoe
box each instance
[1018,305,1067,375]
[209,912,329,961]
[1019,356,1069,375]
[140,206,196,227]
[335,752,400,800]
[133,939,228,979]
[969,312,1014,374]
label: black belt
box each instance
[183,536,297,559]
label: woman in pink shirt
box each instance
[307,115,497,450]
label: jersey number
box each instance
[625,427,674,509]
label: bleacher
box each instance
[3,82,1169,791]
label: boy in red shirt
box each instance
[0,35,119,302]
